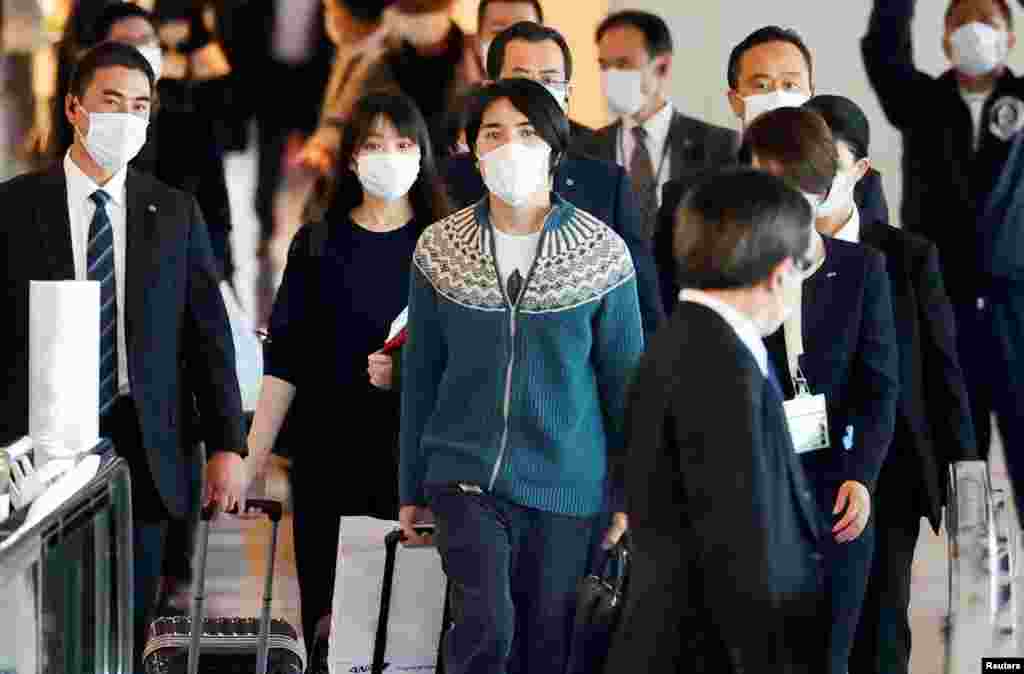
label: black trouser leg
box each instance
[849,465,922,674]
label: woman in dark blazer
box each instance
[744,107,900,674]
[804,94,977,674]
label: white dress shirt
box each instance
[617,101,674,207]
[680,288,768,376]
[833,204,862,243]
[960,88,990,152]
[64,152,130,394]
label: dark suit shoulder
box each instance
[0,168,49,193]
[127,168,191,203]
[649,302,762,384]
[860,220,934,266]
[676,113,738,141]
[562,154,624,182]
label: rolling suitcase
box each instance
[945,461,1019,673]
[142,498,305,674]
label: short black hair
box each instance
[946,0,1013,30]
[595,10,673,59]
[804,95,871,160]
[478,0,544,29]
[727,26,813,90]
[486,21,573,81]
[674,168,812,290]
[92,2,157,44]
[465,78,570,176]
[68,41,155,99]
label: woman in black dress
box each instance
[245,91,450,652]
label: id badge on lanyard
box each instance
[783,371,830,454]
[782,279,830,454]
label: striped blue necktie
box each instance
[88,189,118,416]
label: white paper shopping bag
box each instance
[329,517,447,674]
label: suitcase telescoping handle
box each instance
[189,499,284,674]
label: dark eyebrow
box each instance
[101,88,151,102]
[749,71,804,80]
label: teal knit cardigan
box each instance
[399,194,644,517]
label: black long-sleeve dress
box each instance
[264,212,423,651]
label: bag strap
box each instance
[373,530,402,673]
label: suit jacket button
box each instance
[811,552,825,563]
[803,490,812,501]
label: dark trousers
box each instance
[426,486,594,674]
[955,293,1024,524]
[100,396,196,672]
[811,481,876,674]
[849,454,923,674]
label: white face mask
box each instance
[77,109,149,173]
[356,150,422,202]
[818,167,859,218]
[603,68,647,117]
[137,45,163,80]
[479,142,551,207]
[742,90,810,125]
[544,83,570,113]
[950,22,1008,78]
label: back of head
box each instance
[92,2,156,44]
[68,40,156,99]
[804,94,871,160]
[478,0,545,28]
[674,168,812,291]
[486,21,573,80]
[727,25,813,89]
[743,107,837,197]
[595,9,673,58]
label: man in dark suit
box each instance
[803,94,978,674]
[605,168,827,673]
[440,21,664,337]
[577,10,738,242]
[0,43,247,668]
[656,26,891,313]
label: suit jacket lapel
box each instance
[36,166,75,281]
[667,112,698,183]
[595,121,622,163]
[124,170,157,378]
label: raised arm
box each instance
[862,0,935,131]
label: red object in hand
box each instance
[381,327,407,355]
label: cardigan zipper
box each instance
[489,306,516,491]
[486,207,555,493]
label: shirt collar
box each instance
[833,205,861,243]
[64,150,128,208]
[679,288,768,376]
[624,100,674,142]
